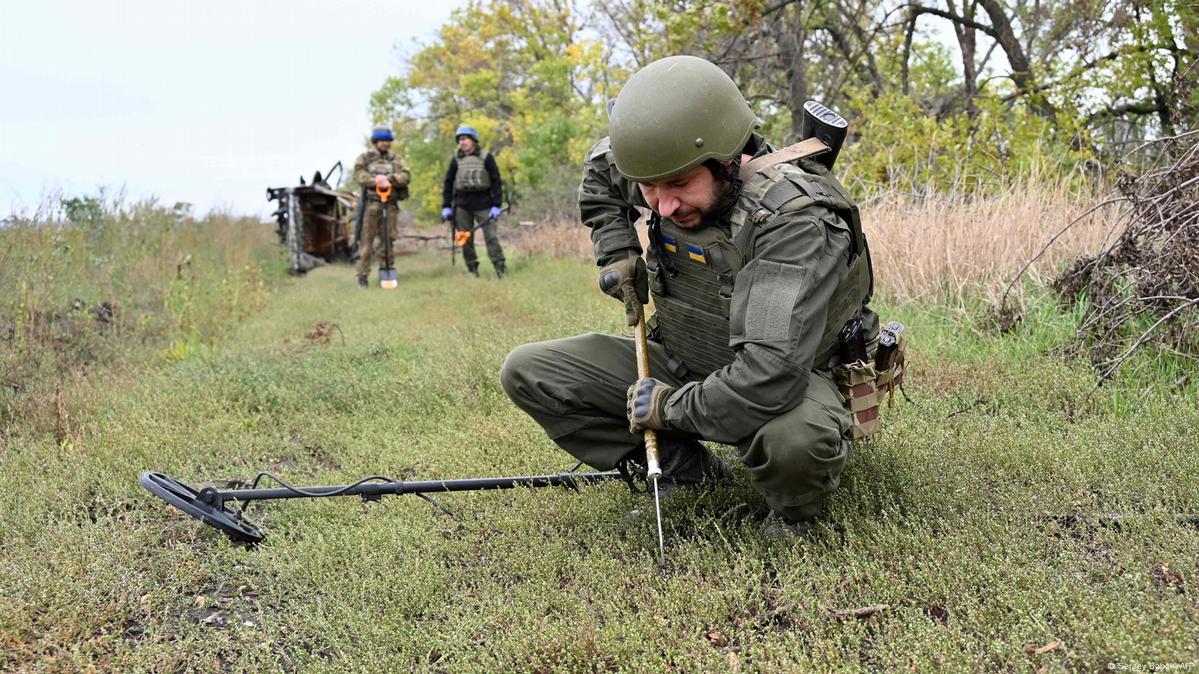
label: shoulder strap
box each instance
[742,137,829,178]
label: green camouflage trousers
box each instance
[500,332,852,521]
[355,199,399,279]
[454,208,505,270]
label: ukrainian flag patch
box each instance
[686,243,707,264]
[662,234,678,254]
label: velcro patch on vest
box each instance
[744,260,805,341]
[686,243,706,264]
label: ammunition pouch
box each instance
[875,322,908,407]
[833,321,908,441]
[834,360,882,441]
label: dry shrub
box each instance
[1051,133,1199,378]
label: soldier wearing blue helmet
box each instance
[442,125,507,278]
[352,126,411,288]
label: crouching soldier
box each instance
[500,56,878,538]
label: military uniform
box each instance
[443,147,506,274]
[502,131,877,522]
[353,148,411,280]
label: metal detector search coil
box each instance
[139,471,265,543]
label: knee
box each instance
[500,343,534,396]
[751,406,849,479]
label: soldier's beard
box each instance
[698,159,743,227]
[689,181,739,228]
[661,160,742,228]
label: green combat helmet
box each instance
[608,55,758,182]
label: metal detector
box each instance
[376,183,398,289]
[139,467,625,544]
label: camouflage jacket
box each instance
[578,133,876,443]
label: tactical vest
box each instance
[365,153,408,201]
[453,150,492,193]
[648,138,874,378]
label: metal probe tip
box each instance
[652,475,666,570]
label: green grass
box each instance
[2,253,1197,672]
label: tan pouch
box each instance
[834,360,882,440]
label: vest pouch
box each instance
[718,283,732,318]
[646,258,667,296]
[833,360,882,441]
[874,321,908,409]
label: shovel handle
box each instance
[375,182,392,203]
[633,311,661,478]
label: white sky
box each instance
[0,0,465,218]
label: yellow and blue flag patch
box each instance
[662,234,678,254]
[686,243,707,264]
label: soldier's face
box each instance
[458,136,477,153]
[375,140,392,152]
[637,163,723,228]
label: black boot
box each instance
[621,437,733,495]
[494,261,506,279]
[357,275,368,288]
[762,507,823,542]
[659,437,734,489]
[467,265,480,278]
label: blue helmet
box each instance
[370,126,394,142]
[455,125,479,142]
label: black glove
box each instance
[598,256,649,326]
[627,377,675,433]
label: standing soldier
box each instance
[500,56,879,539]
[441,125,507,278]
[353,126,411,288]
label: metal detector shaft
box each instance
[207,472,622,503]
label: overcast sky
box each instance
[0,0,465,218]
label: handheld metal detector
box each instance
[139,468,625,544]
[376,183,398,289]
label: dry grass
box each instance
[511,180,1114,305]
[505,220,604,259]
[863,179,1115,304]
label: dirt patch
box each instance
[178,581,263,630]
[304,321,342,344]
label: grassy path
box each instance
[2,253,1197,672]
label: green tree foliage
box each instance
[371,0,625,220]
[373,0,1197,220]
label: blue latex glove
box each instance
[441,207,453,220]
[488,206,502,219]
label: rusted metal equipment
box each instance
[267,162,357,274]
